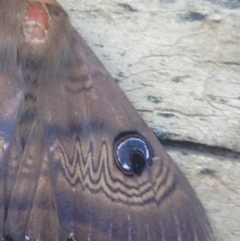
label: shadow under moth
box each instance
[0,0,215,240]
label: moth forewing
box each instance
[0,0,215,240]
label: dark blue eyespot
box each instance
[114,133,152,176]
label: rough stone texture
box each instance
[60,0,240,152]
[167,146,240,241]
[58,0,240,240]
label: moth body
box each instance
[0,0,215,241]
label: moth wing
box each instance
[0,72,23,236]
[4,120,60,241]
[1,2,214,240]
[37,29,215,241]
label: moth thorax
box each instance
[24,2,49,42]
[20,2,51,68]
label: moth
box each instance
[0,0,215,240]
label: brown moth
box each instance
[0,0,215,240]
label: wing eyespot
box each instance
[114,132,153,176]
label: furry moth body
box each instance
[0,0,215,241]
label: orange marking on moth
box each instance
[26,2,49,40]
